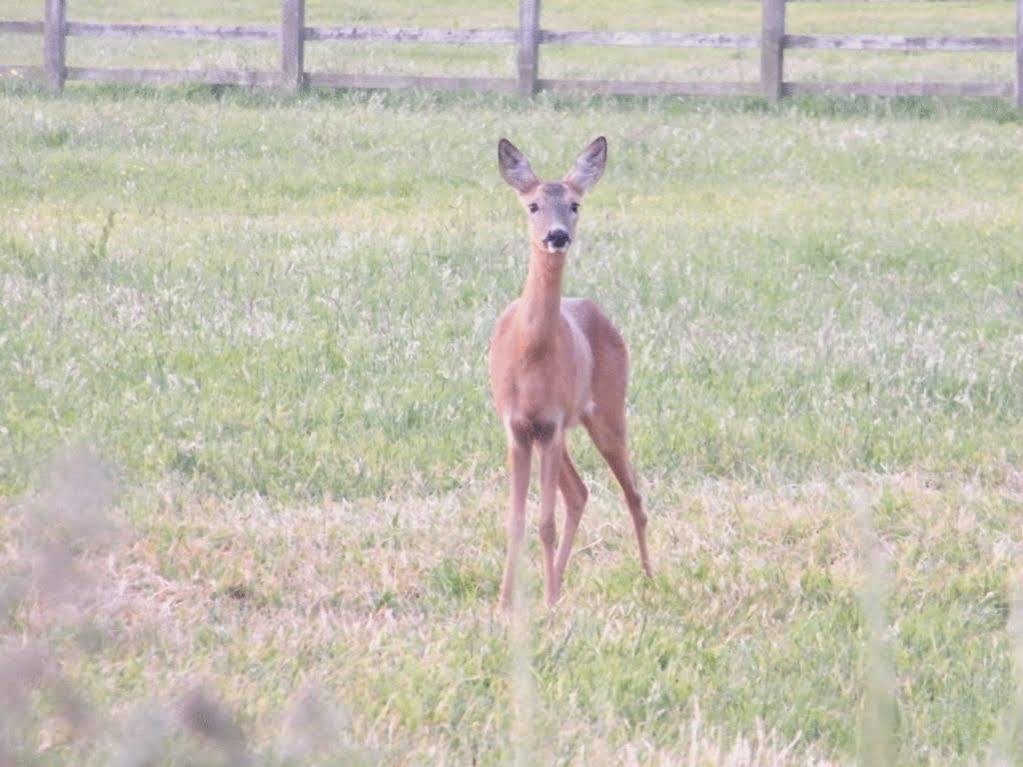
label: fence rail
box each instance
[784,34,1015,52]
[2,0,1022,108]
[66,22,279,40]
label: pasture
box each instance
[2,1,1023,764]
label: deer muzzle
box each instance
[543,229,571,252]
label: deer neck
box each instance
[517,245,565,355]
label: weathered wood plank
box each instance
[538,78,758,96]
[306,72,517,92]
[43,0,65,91]
[281,0,304,90]
[304,26,517,44]
[0,65,45,79]
[65,22,278,40]
[785,34,1014,52]
[761,0,785,101]
[538,30,758,48]
[518,0,541,97]
[65,67,280,86]
[784,80,1013,97]
[0,20,43,34]
[1017,0,1023,107]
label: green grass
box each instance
[2,85,1020,497]
[2,4,1023,762]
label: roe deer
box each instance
[489,136,651,608]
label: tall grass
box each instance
[1,56,1022,764]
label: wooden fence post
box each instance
[760,0,785,101]
[281,0,304,91]
[517,0,540,97]
[1016,0,1022,108]
[43,0,66,91]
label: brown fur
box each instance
[489,137,652,608]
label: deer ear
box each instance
[498,138,539,194]
[564,136,607,194]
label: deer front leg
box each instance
[537,434,564,606]
[554,445,588,587]
[499,439,531,610]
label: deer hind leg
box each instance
[499,439,531,610]
[554,444,588,591]
[583,409,652,577]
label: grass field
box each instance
[2,2,1023,764]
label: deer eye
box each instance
[570,202,580,213]
[528,203,539,213]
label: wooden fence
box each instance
[2,0,1022,107]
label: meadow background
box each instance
[2,1,1023,764]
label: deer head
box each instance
[498,136,607,257]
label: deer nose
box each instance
[544,229,571,249]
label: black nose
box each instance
[545,229,570,249]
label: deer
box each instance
[489,136,652,609]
